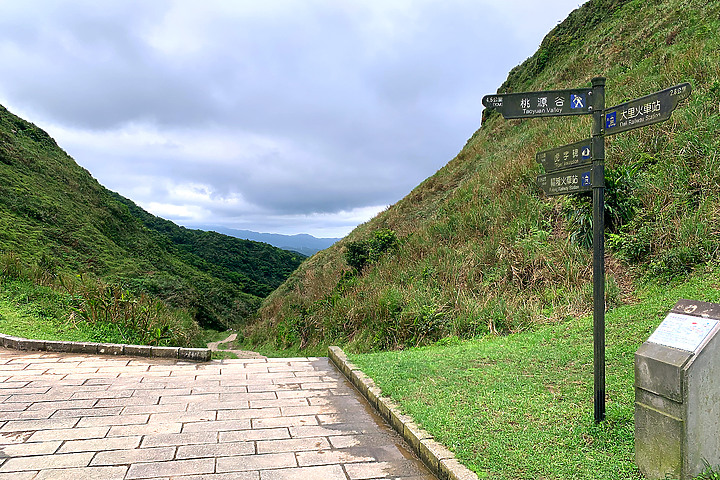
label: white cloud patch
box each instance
[0,0,584,237]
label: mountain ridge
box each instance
[0,103,304,332]
[195,226,339,256]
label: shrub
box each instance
[344,229,399,273]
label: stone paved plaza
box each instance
[0,348,435,480]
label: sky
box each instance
[0,0,585,238]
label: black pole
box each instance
[591,76,606,423]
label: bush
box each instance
[344,229,399,273]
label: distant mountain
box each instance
[198,227,339,256]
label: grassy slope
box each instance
[349,265,720,479]
[243,0,720,477]
[247,0,720,353]
[0,104,304,332]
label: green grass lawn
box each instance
[349,266,720,480]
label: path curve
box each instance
[207,332,267,359]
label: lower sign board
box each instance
[604,83,691,135]
[482,88,592,119]
[537,165,593,196]
[536,138,592,172]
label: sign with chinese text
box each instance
[482,88,592,119]
[604,83,691,135]
[536,165,593,196]
[647,313,719,353]
[536,138,593,172]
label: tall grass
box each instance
[0,251,201,346]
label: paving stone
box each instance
[0,401,30,411]
[251,415,318,429]
[0,431,33,444]
[1,417,83,433]
[219,427,291,443]
[279,405,333,417]
[53,407,125,419]
[296,448,376,467]
[122,403,188,415]
[167,473,259,480]
[217,392,277,402]
[216,452,297,472]
[126,458,215,479]
[186,400,251,411]
[289,422,382,438]
[0,386,48,395]
[328,433,393,449]
[0,409,55,420]
[33,466,127,480]
[0,452,94,472]
[107,422,182,437]
[0,472,37,480]
[256,436,331,454]
[182,419,252,433]
[148,411,217,424]
[158,393,220,405]
[58,435,142,454]
[215,407,280,421]
[91,446,176,465]
[27,426,110,443]
[26,399,96,410]
[0,440,61,456]
[259,464,347,480]
[141,431,218,448]
[247,398,309,409]
[176,440,254,459]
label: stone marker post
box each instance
[635,299,720,479]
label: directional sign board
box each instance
[604,83,691,135]
[537,165,593,196]
[536,138,593,172]
[482,88,593,119]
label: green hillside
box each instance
[0,104,304,343]
[247,0,720,353]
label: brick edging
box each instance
[328,346,478,480]
[0,333,211,361]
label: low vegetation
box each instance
[349,264,720,480]
[0,252,201,346]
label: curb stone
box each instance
[0,333,211,361]
[328,346,479,480]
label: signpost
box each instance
[604,83,691,135]
[482,78,691,423]
[536,165,593,196]
[482,88,592,118]
[536,138,593,171]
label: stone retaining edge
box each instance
[0,333,211,361]
[328,346,478,480]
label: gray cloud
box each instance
[0,0,583,237]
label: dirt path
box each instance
[207,332,267,359]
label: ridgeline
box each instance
[0,104,304,346]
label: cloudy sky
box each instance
[0,0,584,238]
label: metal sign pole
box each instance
[591,76,606,423]
[483,78,690,424]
